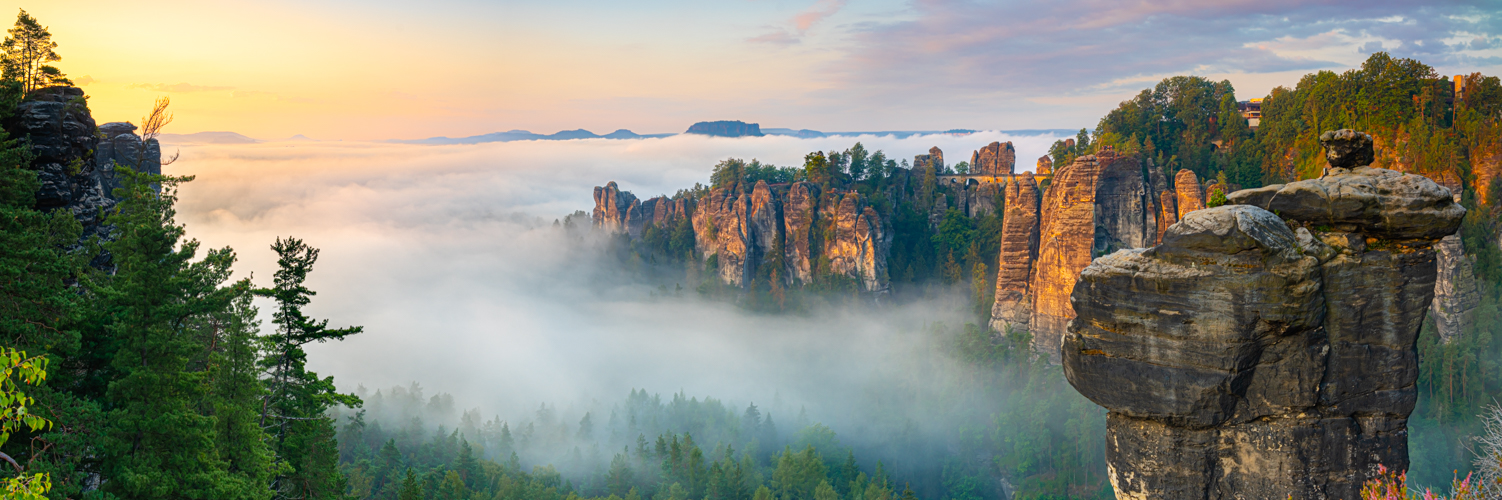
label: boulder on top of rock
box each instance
[1227,169,1464,240]
[1320,129,1374,169]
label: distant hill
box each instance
[392,129,673,145]
[762,128,826,138]
[684,120,762,137]
[156,131,259,145]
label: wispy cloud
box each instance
[750,0,849,45]
[815,0,1502,108]
[127,82,234,93]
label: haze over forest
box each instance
[3,2,1502,500]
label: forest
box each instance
[2,5,1501,500]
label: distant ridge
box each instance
[388,126,1077,145]
[156,131,259,145]
[391,128,673,145]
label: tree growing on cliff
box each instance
[1,10,70,93]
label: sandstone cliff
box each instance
[1173,168,1204,219]
[3,86,161,258]
[1035,156,1052,175]
[595,179,889,293]
[1063,130,1465,499]
[1431,233,1480,342]
[1030,154,1106,358]
[988,174,1040,333]
[969,141,1015,176]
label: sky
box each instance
[21,0,1502,141]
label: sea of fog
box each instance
[165,131,1067,426]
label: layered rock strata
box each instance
[3,86,161,256]
[1063,130,1465,500]
[597,180,889,293]
[1036,156,1052,175]
[1030,155,1106,358]
[1174,169,1205,219]
[988,174,1041,333]
[1431,234,1480,342]
[970,141,1016,176]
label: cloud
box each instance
[751,0,849,45]
[127,82,234,93]
[812,0,1502,109]
[73,75,95,86]
[793,0,848,33]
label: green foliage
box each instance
[710,159,799,192]
[256,237,364,499]
[1,9,69,93]
[0,348,51,500]
[94,167,264,499]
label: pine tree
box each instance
[95,168,257,499]
[1,10,69,93]
[256,237,363,499]
[202,287,280,499]
[397,469,422,500]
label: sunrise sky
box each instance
[25,0,1502,141]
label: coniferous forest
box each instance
[1,7,1501,500]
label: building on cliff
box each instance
[1061,129,1465,499]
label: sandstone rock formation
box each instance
[1030,155,1106,358]
[914,146,944,174]
[970,141,1015,176]
[783,182,821,286]
[1036,156,1052,175]
[3,86,161,256]
[988,174,1041,333]
[593,181,645,237]
[595,178,890,293]
[1174,169,1205,219]
[1064,130,1465,500]
[684,120,763,137]
[1432,234,1480,342]
[1093,151,1154,253]
[824,193,889,292]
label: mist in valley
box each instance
[164,131,1093,497]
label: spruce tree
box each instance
[256,236,362,499]
[94,168,258,499]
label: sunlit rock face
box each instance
[970,141,1016,176]
[783,182,821,286]
[824,193,889,293]
[988,174,1041,334]
[1030,154,1106,359]
[593,181,643,236]
[1064,130,1465,500]
[3,86,160,258]
[1174,169,1205,220]
[595,179,891,293]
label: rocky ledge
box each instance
[1062,130,1464,499]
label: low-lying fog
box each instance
[167,131,1065,434]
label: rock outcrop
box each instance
[684,120,763,137]
[596,179,889,293]
[1093,151,1154,253]
[1174,169,1205,219]
[1063,130,1465,500]
[1036,156,1052,175]
[1030,155,1107,357]
[1431,234,1480,342]
[824,193,889,292]
[970,141,1015,176]
[593,182,645,237]
[783,182,821,286]
[914,147,944,174]
[989,174,1041,333]
[3,86,161,257]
